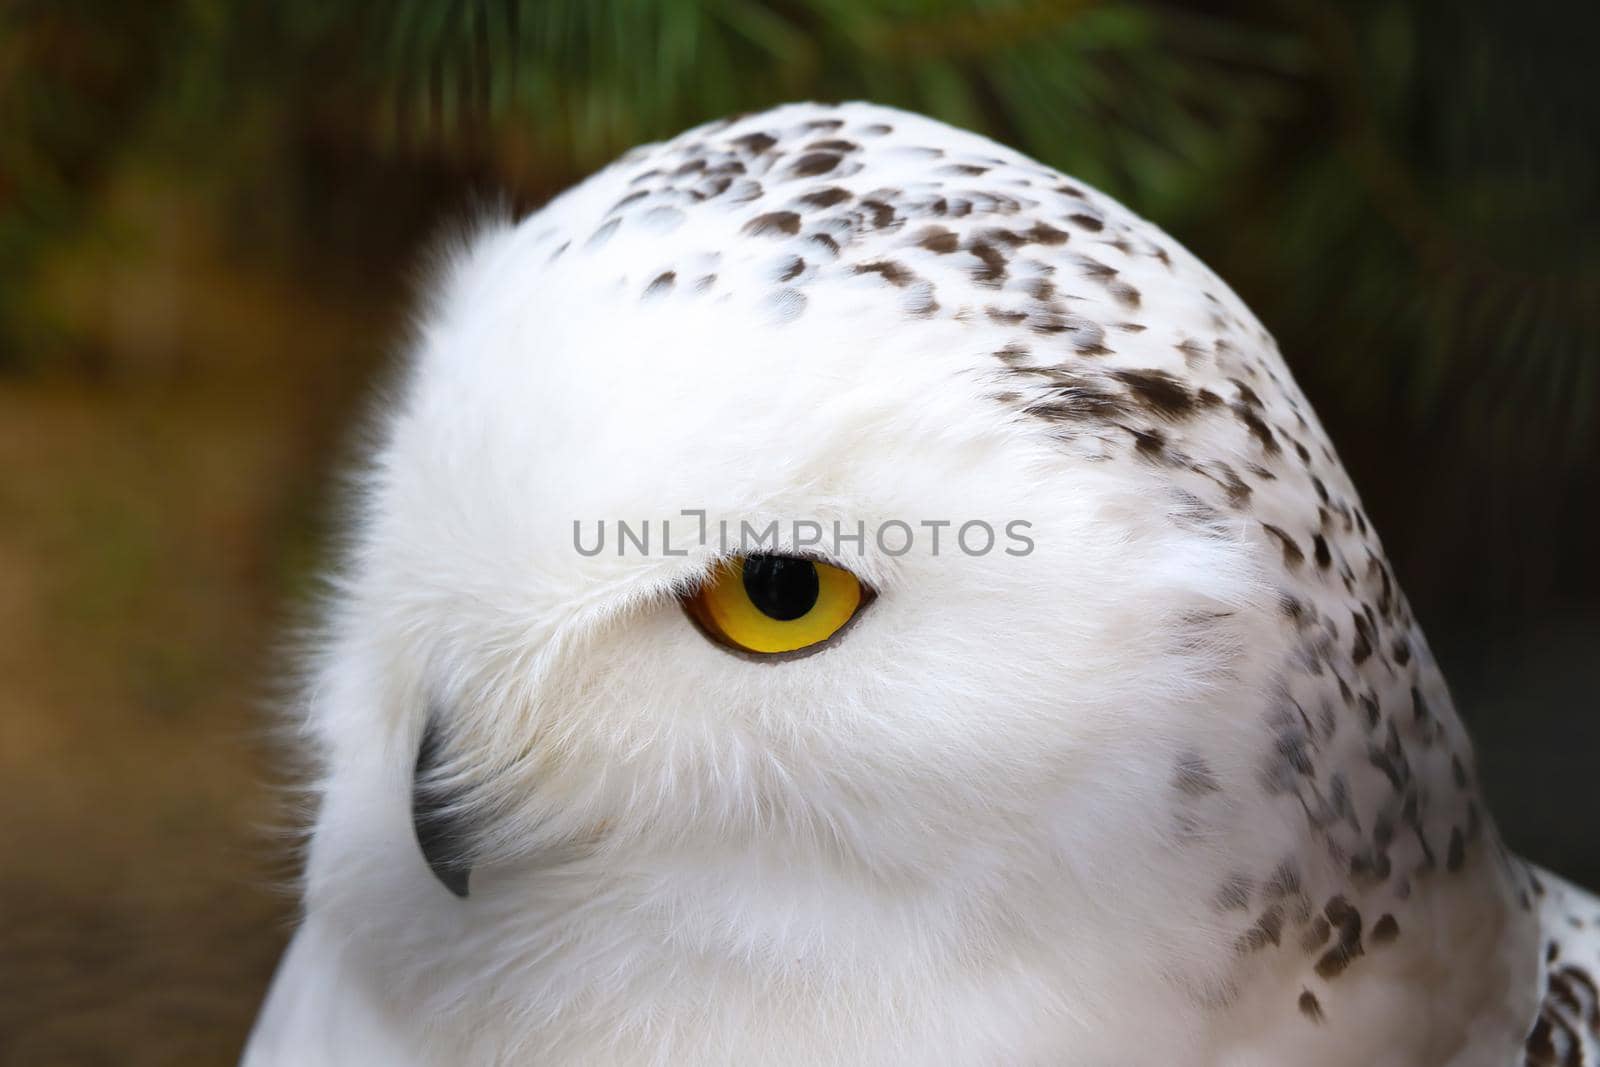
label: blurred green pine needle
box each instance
[1,0,1594,457]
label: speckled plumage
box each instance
[247,103,1598,1066]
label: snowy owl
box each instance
[244,102,1599,1066]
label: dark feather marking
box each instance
[1262,524,1304,568]
[1315,896,1365,979]
[855,260,915,287]
[861,199,897,229]
[797,186,851,209]
[1174,750,1222,796]
[916,226,960,253]
[1023,222,1071,246]
[1112,369,1196,420]
[967,241,1008,286]
[743,211,801,237]
[807,232,841,257]
[731,131,777,153]
[1232,402,1280,454]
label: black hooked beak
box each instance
[411,716,473,898]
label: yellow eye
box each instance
[686,554,866,655]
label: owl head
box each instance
[295,102,1534,1061]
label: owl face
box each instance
[323,175,1289,986]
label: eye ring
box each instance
[684,554,872,658]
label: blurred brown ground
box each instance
[0,164,396,1063]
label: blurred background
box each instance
[1,0,1595,1062]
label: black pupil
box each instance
[742,555,820,621]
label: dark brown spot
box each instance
[1312,534,1331,569]
[1173,751,1221,796]
[940,162,989,176]
[796,186,851,209]
[789,152,841,178]
[1371,914,1399,944]
[916,226,959,253]
[731,131,777,153]
[860,199,896,229]
[1068,213,1104,232]
[1127,426,1169,460]
[1108,280,1142,308]
[643,271,676,298]
[1262,525,1304,568]
[1233,403,1280,454]
[777,256,805,283]
[1315,941,1363,979]
[698,175,735,198]
[986,307,1027,326]
[981,226,1028,248]
[1298,989,1324,1023]
[1112,369,1195,420]
[1073,254,1116,280]
[743,211,801,237]
[855,260,914,287]
[1315,896,1365,979]
[1236,905,1285,954]
[966,242,1008,286]
[1024,277,1056,302]
[806,139,858,153]
[1351,612,1373,665]
[1022,222,1070,246]
[1023,376,1131,423]
[806,232,841,257]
